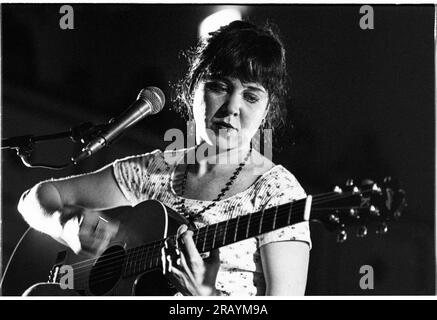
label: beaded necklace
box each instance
[175,145,253,223]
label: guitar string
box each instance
[66,187,375,277]
[69,189,377,285]
[65,187,369,271]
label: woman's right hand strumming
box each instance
[17,165,129,255]
[57,205,119,256]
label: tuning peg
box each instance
[336,228,347,243]
[357,225,368,238]
[346,179,354,186]
[329,214,340,224]
[376,222,389,234]
[349,208,359,218]
[369,205,380,216]
[333,185,343,194]
[372,183,382,193]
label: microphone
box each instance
[72,87,165,164]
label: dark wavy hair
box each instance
[174,20,289,138]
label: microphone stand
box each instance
[1,122,110,170]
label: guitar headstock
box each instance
[311,177,407,243]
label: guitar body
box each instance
[3,200,187,296]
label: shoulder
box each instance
[112,147,196,175]
[113,149,163,166]
[248,150,303,193]
[251,162,306,208]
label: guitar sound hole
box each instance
[89,245,125,295]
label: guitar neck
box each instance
[192,198,308,253]
[122,197,308,278]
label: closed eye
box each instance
[205,81,228,93]
[244,92,260,104]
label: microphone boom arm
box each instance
[1,122,111,170]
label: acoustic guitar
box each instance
[1,178,406,296]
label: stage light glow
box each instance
[199,9,242,38]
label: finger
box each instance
[60,205,86,226]
[176,224,188,244]
[180,230,203,267]
[62,216,82,254]
[167,267,191,296]
[86,216,118,255]
[95,216,118,240]
[94,231,112,256]
[177,250,197,284]
[207,249,220,264]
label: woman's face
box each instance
[192,76,269,151]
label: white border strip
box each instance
[0,1,437,4]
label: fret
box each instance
[130,248,136,275]
[202,225,209,252]
[149,243,156,269]
[123,250,129,276]
[248,211,262,238]
[139,247,145,273]
[134,247,140,274]
[133,249,139,274]
[155,243,161,269]
[212,224,218,250]
[143,245,150,273]
[235,215,248,242]
[287,202,293,225]
[141,247,147,273]
[193,229,201,246]
[246,213,252,238]
[138,246,144,274]
[225,217,237,245]
[196,229,207,253]
[272,205,278,230]
[127,249,133,275]
[259,209,264,234]
[210,221,226,250]
[234,215,241,242]
[223,219,229,246]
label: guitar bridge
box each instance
[48,250,67,283]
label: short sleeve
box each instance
[112,149,161,206]
[256,168,312,250]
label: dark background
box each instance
[1,4,435,295]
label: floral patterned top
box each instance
[112,149,311,296]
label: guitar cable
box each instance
[0,227,32,292]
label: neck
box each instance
[191,142,252,175]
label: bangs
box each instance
[199,29,285,94]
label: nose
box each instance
[223,92,240,117]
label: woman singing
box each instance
[17,20,311,296]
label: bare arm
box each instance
[260,241,310,296]
[17,164,129,250]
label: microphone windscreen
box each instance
[138,87,165,114]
